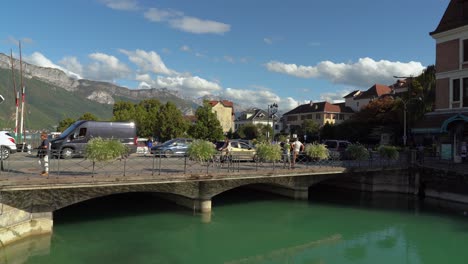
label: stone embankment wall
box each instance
[323,167,468,205]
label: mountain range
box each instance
[0,53,201,130]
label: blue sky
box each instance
[0,0,447,111]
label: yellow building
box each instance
[209,100,235,133]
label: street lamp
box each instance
[401,97,422,146]
[267,103,278,141]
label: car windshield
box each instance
[57,121,83,139]
[325,141,337,148]
[161,139,178,146]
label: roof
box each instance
[209,100,233,108]
[236,108,268,121]
[284,101,348,115]
[333,102,355,113]
[431,0,467,36]
[343,90,361,99]
[355,84,392,100]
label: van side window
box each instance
[78,128,87,138]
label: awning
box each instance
[412,112,468,134]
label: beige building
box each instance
[209,100,235,133]
[282,101,354,133]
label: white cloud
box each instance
[264,38,273,45]
[25,52,82,79]
[180,45,191,52]
[144,8,181,22]
[169,16,230,34]
[224,56,234,64]
[120,49,175,75]
[144,7,230,35]
[222,88,301,112]
[138,81,152,89]
[135,73,152,83]
[86,52,132,81]
[265,57,425,88]
[146,75,222,98]
[319,90,350,103]
[99,0,139,11]
[59,56,83,76]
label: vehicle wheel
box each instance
[164,150,173,158]
[0,148,10,160]
[61,148,74,159]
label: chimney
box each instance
[309,100,313,106]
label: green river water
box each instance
[3,186,468,264]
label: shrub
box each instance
[304,143,330,160]
[187,140,216,162]
[256,143,282,162]
[377,145,399,160]
[85,137,128,162]
[345,144,370,160]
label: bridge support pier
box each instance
[154,193,212,213]
[0,203,53,246]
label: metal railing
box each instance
[0,148,408,184]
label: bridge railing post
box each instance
[158,152,162,175]
[184,154,187,174]
[151,154,155,176]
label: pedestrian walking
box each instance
[38,132,50,176]
[283,138,291,169]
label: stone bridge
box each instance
[0,165,409,246]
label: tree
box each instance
[302,120,320,142]
[155,102,188,142]
[136,99,161,137]
[78,112,98,121]
[112,101,136,122]
[57,118,76,132]
[188,101,224,141]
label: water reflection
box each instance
[0,234,51,264]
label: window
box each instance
[316,114,321,119]
[464,39,468,62]
[301,115,306,120]
[356,102,360,108]
[453,79,461,102]
[464,78,468,107]
[339,114,344,120]
[287,116,298,121]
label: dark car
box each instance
[50,121,138,159]
[151,138,193,157]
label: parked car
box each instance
[323,140,351,159]
[0,131,17,160]
[151,138,193,157]
[215,139,257,161]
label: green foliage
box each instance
[136,99,161,137]
[78,112,98,121]
[236,123,268,141]
[112,101,136,122]
[256,143,282,162]
[345,144,370,160]
[302,119,320,139]
[377,145,399,160]
[85,137,128,162]
[304,143,330,160]
[57,118,76,132]
[320,122,335,140]
[188,101,224,141]
[187,140,216,162]
[155,102,189,142]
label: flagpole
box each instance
[9,50,19,137]
[19,41,26,146]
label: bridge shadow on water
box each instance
[54,192,191,225]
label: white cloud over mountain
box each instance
[119,49,176,75]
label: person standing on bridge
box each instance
[291,139,304,169]
[38,132,50,177]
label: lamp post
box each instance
[401,97,422,146]
[267,103,278,142]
